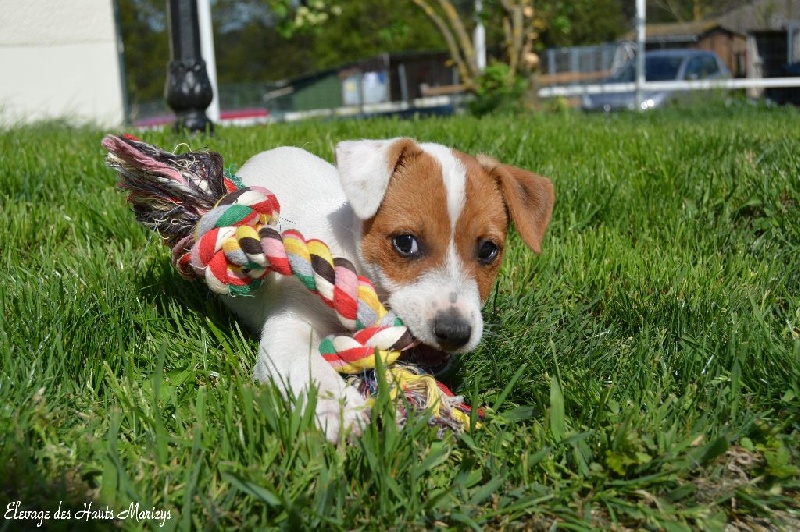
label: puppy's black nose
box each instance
[433,311,472,351]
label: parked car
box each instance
[581,49,731,112]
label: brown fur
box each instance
[477,154,555,254]
[360,147,451,286]
[454,151,509,301]
[361,143,554,302]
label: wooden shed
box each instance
[717,3,800,75]
[262,52,459,117]
[625,22,747,77]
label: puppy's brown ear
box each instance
[478,155,555,254]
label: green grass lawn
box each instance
[1,106,799,530]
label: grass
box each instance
[1,105,799,530]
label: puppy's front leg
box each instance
[251,287,369,442]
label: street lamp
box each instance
[165,0,214,133]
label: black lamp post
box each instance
[165,0,214,133]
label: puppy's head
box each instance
[336,138,554,358]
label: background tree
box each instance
[214,0,453,80]
[116,0,630,113]
[402,0,626,90]
[647,0,740,22]
[212,8,315,84]
[307,0,446,70]
[539,0,626,48]
[116,0,169,109]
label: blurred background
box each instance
[1,0,798,127]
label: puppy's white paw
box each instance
[315,386,370,443]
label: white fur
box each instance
[384,242,483,352]
[223,140,482,442]
[225,147,368,442]
[335,139,403,220]
[420,143,466,231]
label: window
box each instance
[684,57,704,80]
[645,56,683,81]
[685,55,721,80]
[701,55,720,76]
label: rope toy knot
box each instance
[188,186,281,295]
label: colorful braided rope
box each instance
[184,183,414,375]
[103,134,476,432]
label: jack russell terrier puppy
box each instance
[223,138,555,441]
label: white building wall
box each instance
[0,0,125,126]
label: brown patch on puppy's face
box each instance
[359,148,451,289]
[453,150,509,302]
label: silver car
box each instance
[581,49,732,112]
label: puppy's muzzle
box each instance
[433,310,472,352]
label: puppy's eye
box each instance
[391,234,420,258]
[476,239,501,265]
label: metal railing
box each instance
[539,77,800,98]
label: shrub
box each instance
[468,62,526,117]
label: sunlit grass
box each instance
[1,106,798,529]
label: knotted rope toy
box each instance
[103,134,479,433]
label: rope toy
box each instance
[103,134,479,433]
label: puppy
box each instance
[223,138,554,441]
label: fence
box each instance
[538,43,633,86]
[129,44,800,126]
[538,76,800,108]
[537,41,800,107]
[260,52,462,120]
